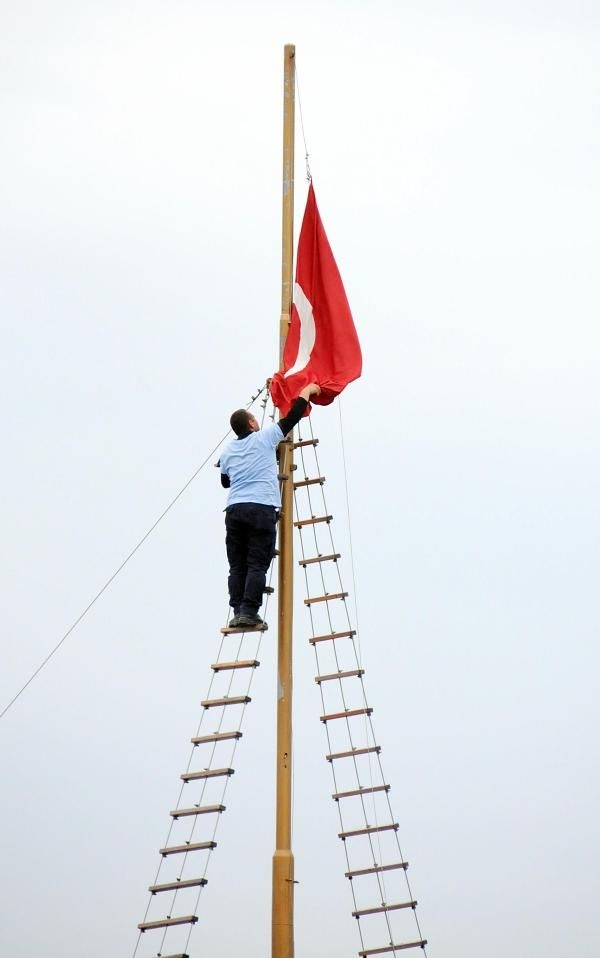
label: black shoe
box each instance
[228,614,243,628]
[237,613,267,630]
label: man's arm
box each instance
[217,458,231,488]
[278,383,321,436]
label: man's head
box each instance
[230,409,260,437]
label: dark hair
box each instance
[230,408,251,437]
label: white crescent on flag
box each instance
[284,282,315,378]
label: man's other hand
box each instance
[300,382,321,400]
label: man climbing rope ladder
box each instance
[219,382,321,628]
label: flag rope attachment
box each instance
[295,61,312,182]
[0,383,268,724]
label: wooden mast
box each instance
[272,42,295,958]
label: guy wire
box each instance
[0,383,267,723]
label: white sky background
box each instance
[1,1,599,956]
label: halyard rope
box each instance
[295,61,312,182]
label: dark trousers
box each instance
[225,503,277,615]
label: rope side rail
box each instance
[132,603,271,958]
[133,385,281,958]
[292,419,429,958]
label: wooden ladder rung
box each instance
[138,915,198,932]
[316,668,364,684]
[321,707,373,723]
[304,591,348,606]
[221,623,268,634]
[170,804,225,819]
[346,862,408,879]
[359,942,427,955]
[352,901,417,918]
[201,695,251,708]
[294,514,332,527]
[181,768,234,782]
[299,553,340,566]
[191,731,242,745]
[149,878,208,894]
[159,841,216,857]
[340,823,399,840]
[293,477,325,488]
[293,438,319,448]
[333,784,390,800]
[327,745,381,762]
[310,629,356,645]
[211,660,259,672]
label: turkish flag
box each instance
[270,183,362,416]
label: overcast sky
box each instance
[2,3,599,957]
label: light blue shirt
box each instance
[220,422,285,508]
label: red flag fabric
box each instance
[270,183,362,416]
